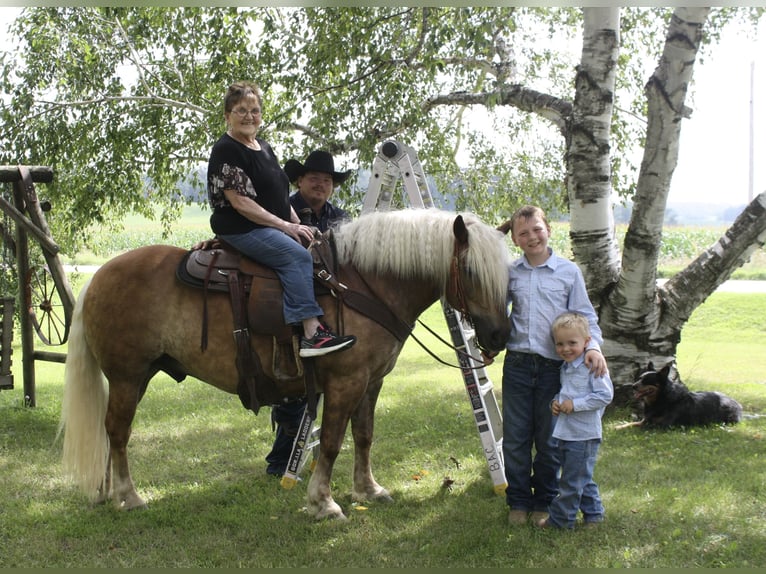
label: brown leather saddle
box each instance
[176,235,344,416]
[179,245,293,339]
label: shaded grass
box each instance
[0,289,764,567]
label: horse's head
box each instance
[445,214,512,354]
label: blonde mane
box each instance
[334,208,511,308]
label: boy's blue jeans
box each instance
[547,438,604,529]
[219,227,323,325]
[502,350,562,513]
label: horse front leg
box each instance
[306,405,350,520]
[350,378,392,504]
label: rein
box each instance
[410,316,496,370]
[447,240,470,324]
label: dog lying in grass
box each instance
[617,362,742,429]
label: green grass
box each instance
[0,290,764,567]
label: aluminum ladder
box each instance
[282,140,507,495]
[361,140,506,495]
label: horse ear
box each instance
[453,215,469,247]
[497,219,512,235]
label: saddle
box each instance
[176,235,344,417]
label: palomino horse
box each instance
[59,208,512,520]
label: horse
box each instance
[59,208,512,520]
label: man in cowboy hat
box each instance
[283,149,353,231]
[265,149,354,478]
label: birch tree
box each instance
[568,7,766,394]
[1,6,764,397]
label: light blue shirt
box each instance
[506,249,603,360]
[553,354,614,441]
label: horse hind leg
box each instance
[104,380,148,510]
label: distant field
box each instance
[63,204,212,265]
[64,206,766,280]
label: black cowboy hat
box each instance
[283,150,353,185]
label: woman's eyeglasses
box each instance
[231,108,261,118]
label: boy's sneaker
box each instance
[299,324,356,358]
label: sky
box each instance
[672,17,765,206]
[0,6,763,208]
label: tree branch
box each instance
[659,190,766,331]
[37,95,208,115]
[423,85,572,135]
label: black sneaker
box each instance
[299,325,356,358]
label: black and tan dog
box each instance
[619,362,742,429]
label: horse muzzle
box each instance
[472,314,511,354]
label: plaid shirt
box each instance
[289,192,349,233]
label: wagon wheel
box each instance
[27,263,71,346]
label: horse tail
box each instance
[58,278,109,502]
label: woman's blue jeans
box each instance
[547,438,604,528]
[502,350,562,512]
[218,227,323,325]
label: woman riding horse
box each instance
[59,208,512,520]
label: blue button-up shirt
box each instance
[553,354,614,441]
[506,249,603,360]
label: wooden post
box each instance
[0,297,14,389]
[11,178,35,406]
[0,166,53,183]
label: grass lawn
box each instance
[0,284,764,567]
[1,210,763,567]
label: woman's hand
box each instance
[282,221,316,245]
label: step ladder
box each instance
[361,140,506,495]
[280,395,322,489]
[282,140,507,495]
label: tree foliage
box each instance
[1,5,676,250]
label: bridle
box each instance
[406,239,496,370]
[446,239,471,325]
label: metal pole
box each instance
[749,61,755,203]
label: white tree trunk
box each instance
[598,7,713,398]
[567,7,622,303]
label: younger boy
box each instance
[537,312,613,529]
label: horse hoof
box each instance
[310,500,347,521]
[116,495,148,511]
[352,488,393,504]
